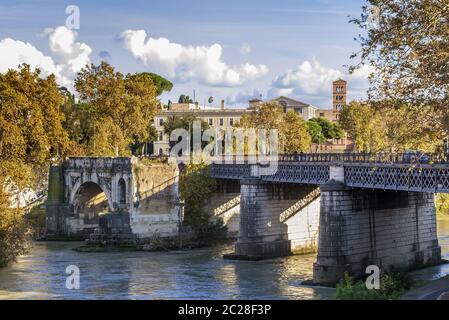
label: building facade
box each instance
[153,101,251,155]
[153,79,354,155]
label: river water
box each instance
[1,218,449,300]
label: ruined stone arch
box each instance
[70,177,113,211]
[71,181,112,225]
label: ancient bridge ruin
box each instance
[46,157,180,239]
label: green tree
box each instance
[139,72,173,96]
[308,118,344,140]
[178,94,193,103]
[179,163,226,243]
[307,120,325,144]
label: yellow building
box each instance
[153,101,251,155]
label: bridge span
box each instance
[210,153,447,285]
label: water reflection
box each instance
[1,217,449,299]
[0,242,331,300]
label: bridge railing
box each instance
[277,152,448,164]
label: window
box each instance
[320,112,325,117]
[219,118,224,126]
[229,118,234,126]
[159,132,163,141]
[295,107,302,113]
[208,118,213,125]
[159,118,164,126]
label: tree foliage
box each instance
[350,0,449,141]
[339,100,441,152]
[179,163,219,234]
[308,118,344,142]
[178,94,193,103]
[237,102,312,153]
[0,64,70,265]
[74,62,159,155]
[139,72,173,96]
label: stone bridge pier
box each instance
[225,178,320,260]
[313,180,441,285]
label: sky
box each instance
[0,0,372,109]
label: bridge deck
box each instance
[210,153,449,193]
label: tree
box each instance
[0,64,69,265]
[178,94,193,103]
[163,115,211,152]
[308,118,344,140]
[339,101,386,152]
[350,0,449,142]
[138,72,173,96]
[74,62,159,155]
[339,100,439,153]
[307,120,325,144]
[283,110,312,153]
[237,102,312,153]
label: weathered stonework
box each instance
[224,178,320,260]
[45,157,180,239]
[313,181,441,285]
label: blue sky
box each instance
[0,0,370,108]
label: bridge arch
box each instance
[71,181,112,224]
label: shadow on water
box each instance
[0,241,334,300]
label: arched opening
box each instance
[118,178,126,204]
[73,182,110,225]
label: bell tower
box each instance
[333,79,347,114]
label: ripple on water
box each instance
[9,216,449,300]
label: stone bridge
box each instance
[210,153,447,285]
[46,157,180,239]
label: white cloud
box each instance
[0,26,92,90]
[121,29,268,87]
[226,89,263,106]
[44,26,92,87]
[0,38,59,78]
[240,43,251,54]
[269,59,372,106]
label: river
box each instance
[1,218,449,300]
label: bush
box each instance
[335,270,413,300]
[0,207,31,267]
[194,219,228,244]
